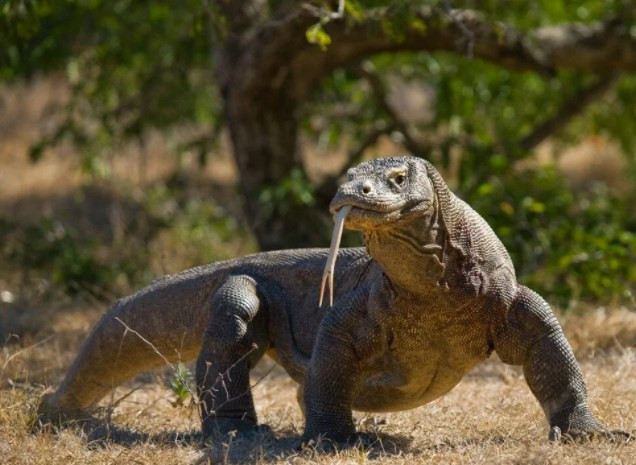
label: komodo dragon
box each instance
[40,155,626,444]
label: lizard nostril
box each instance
[362,181,372,195]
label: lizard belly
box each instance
[354,353,472,412]
[353,308,492,412]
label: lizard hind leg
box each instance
[196,275,269,439]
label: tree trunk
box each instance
[213,6,332,250]
[225,87,329,250]
[212,3,636,250]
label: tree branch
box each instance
[440,0,475,58]
[303,0,346,21]
[519,73,621,152]
[530,19,635,71]
[357,65,620,163]
[234,5,636,101]
[334,8,636,73]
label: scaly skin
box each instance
[40,156,624,444]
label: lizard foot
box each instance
[549,425,632,443]
[548,404,631,443]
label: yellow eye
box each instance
[395,174,405,185]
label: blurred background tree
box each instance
[1,0,635,307]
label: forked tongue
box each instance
[319,205,352,307]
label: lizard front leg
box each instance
[302,289,377,444]
[196,275,268,439]
[493,285,626,441]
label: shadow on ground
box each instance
[50,418,414,464]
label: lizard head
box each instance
[318,156,443,307]
[329,156,435,231]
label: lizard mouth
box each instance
[330,199,431,224]
[329,197,407,217]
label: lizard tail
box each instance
[39,270,217,421]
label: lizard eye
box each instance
[394,174,406,186]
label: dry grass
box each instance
[0,301,635,465]
[1,76,635,465]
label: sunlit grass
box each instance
[1,303,634,464]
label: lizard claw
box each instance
[548,426,561,442]
[319,205,351,308]
[607,430,633,442]
[549,425,632,443]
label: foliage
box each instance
[304,36,636,307]
[0,181,256,300]
[1,0,222,173]
[144,181,257,266]
[2,0,635,305]
[169,362,195,406]
[258,168,317,217]
[468,166,636,307]
[306,23,333,51]
[0,215,139,298]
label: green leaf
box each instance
[306,23,332,51]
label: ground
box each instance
[1,77,634,465]
[0,300,635,465]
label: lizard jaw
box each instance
[329,197,408,217]
[330,200,432,230]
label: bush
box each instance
[467,165,636,307]
[0,180,257,301]
[0,216,136,299]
